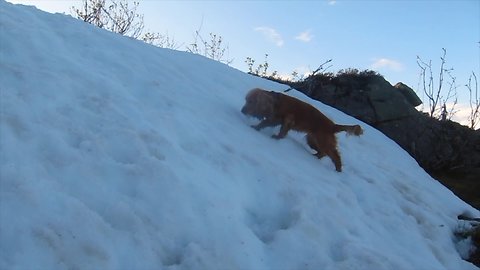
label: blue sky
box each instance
[6,0,480,119]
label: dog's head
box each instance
[241,88,275,119]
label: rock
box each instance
[394,82,423,107]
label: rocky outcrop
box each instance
[292,71,419,124]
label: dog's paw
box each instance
[271,134,282,140]
[250,124,260,130]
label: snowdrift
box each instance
[0,1,478,269]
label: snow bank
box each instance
[0,1,478,269]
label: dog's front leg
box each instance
[252,118,281,131]
[272,115,294,139]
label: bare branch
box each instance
[416,49,457,120]
[187,21,233,65]
[311,59,333,76]
[467,72,479,129]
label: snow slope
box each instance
[0,1,478,269]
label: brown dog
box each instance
[241,88,363,172]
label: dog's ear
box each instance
[256,91,275,117]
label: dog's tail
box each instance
[334,124,363,136]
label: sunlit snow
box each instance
[0,1,478,269]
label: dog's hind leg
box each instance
[306,133,326,159]
[317,132,342,172]
[326,148,342,172]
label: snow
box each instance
[0,1,479,269]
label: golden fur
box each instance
[241,88,363,172]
